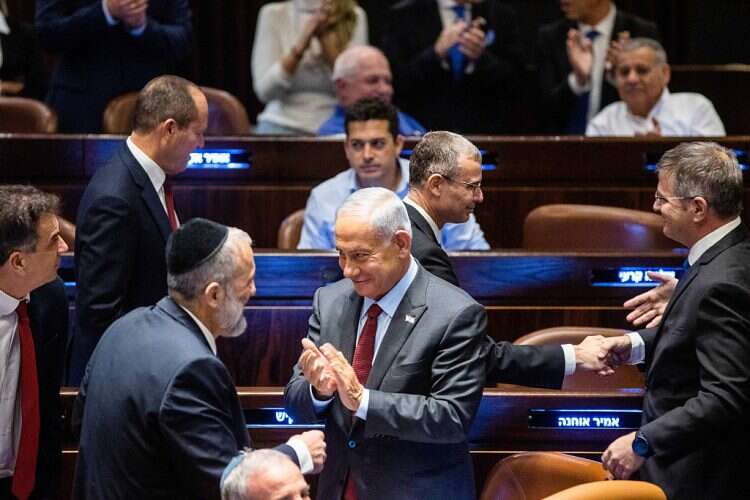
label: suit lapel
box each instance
[366,268,428,389]
[406,203,440,246]
[648,225,748,372]
[336,290,362,363]
[157,296,215,353]
[121,146,172,242]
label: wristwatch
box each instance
[632,431,653,458]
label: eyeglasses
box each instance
[443,176,482,194]
[653,192,700,205]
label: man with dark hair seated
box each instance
[299,97,487,250]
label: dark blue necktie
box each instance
[449,4,467,81]
[565,29,600,134]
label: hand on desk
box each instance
[624,271,677,327]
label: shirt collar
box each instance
[688,217,742,266]
[0,288,23,317]
[403,196,442,244]
[347,157,409,198]
[127,136,167,193]
[177,304,218,355]
[0,13,9,35]
[361,256,418,320]
[578,1,616,39]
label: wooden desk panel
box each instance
[3,136,749,247]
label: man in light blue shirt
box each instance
[318,45,425,137]
[300,98,488,250]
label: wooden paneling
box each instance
[4,135,750,248]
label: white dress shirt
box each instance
[567,2,617,122]
[0,290,25,478]
[625,217,742,363]
[586,89,726,137]
[126,136,180,226]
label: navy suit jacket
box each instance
[634,225,750,499]
[70,143,172,384]
[0,17,47,100]
[382,0,525,134]
[72,297,296,500]
[35,0,192,132]
[26,278,67,499]
[535,10,659,133]
[404,203,566,388]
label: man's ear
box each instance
[203,281,224,308]
[393,229,412,256]
[426,173,445,197]
[692,196,709,222]
[6,251,25,274]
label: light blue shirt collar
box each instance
[361,256,418,321]
[347,158,410,198]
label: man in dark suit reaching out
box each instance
[601,142,750,499]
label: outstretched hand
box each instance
[624,272,677,327]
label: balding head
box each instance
[221,449,310,500]
[333,45,394,107]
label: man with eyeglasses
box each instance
[586,38,724,136]
[298,98,488,251]
[599,142,750,499]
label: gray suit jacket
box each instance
[285,265,486,499]
[635,225,750,499]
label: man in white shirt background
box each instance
[587,38,725,137]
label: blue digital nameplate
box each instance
[187,148,251,169]
[243,408,324,429]
[528,409,642,430]
[590,267,682,287]
[645,149,747,172]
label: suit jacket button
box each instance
[348,440,357,449]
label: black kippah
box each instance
[166,218,229,275]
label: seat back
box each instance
[523,204,676,251]
[514,327,644,390]
[479,452,607,500]
[277,209,305,249]
[544,480,667,500]
[102,87,251,135]
[0,97,58,133]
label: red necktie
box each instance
[163,180,178,231]
[12,301,39,500]
[344,303,382,500]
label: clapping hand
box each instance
[298,338,337,398]
[567,28,594,86]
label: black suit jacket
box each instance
[634,224,750,499]
[0,17,48,100]
[535,10,659,133]
[26,278,68,499]
[70,143,172,384]
[381,0,524,134]
[72,297,296,500]
[405,202,566,388]
[35,0,192,132]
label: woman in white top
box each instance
[252,0,368,135]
